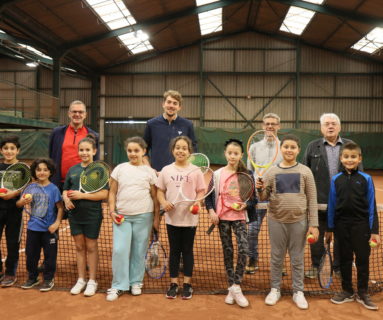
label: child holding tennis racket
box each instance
[325,142,380,310]
[17,158,64,291]
[106,136,159,302]
[0,136,24,287]
[257,134,319,310]
[205,139,257,308]
[63,134,109,297]
[157,136,206,300]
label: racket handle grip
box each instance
[206,223,215,235]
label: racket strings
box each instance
[179,167,214,202]
[145,241,167,279]
[319,251,333,288]
[24,185,49,219]
[2,163,31,190]
[188,153,209,168]
[81,162,110,193]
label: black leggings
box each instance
[166,224,196,278]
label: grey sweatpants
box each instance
[268,217,307,292]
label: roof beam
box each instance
[269,0,383,27]
[63,0,249,51]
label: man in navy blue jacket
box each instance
[49,100,99,190]
[143,90,197,173]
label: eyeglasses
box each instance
[263,122,279,127]
[70,110,85,114]
[322,122,338,127]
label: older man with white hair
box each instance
[302,113,362,279]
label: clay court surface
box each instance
[1,171,383,319]
[0,288,382,320]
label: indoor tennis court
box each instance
[1,0,383,319]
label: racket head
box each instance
[23,183,49,220]
[80,161,110,193]
[177,166,214,203]
[221,172,254,209]
[247,130,279,176]
[145,231,167,279]
[318,244,333,289]
[188,153,210,168]
[1,162,31,191]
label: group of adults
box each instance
[49,91,355,280]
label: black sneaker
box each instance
[330,291,354,304]
[21,278,40,289]
[182,283,193,300]
[40,279,54,292]
[166,283,178,299]
[356,293,378,310]
[1,275,17,287]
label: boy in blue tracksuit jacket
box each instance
[325,142,380,311]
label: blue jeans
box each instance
[247,208,267,261]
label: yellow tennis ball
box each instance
[231,203,241,210]
[23,193,32,200]
[369,239,378,248]
[90,171,98,180]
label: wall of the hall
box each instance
[1,31,383,133]
[104,31,383,132]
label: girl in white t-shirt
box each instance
[106,137,160,302]
[157,136,206,300]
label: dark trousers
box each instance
[310,210,340,269]
[166,224,196,278]
[219,220,248,286]
[26,229,58,281]
[335,221,370,295]
[0,208,22,276]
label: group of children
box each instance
[0,132,380,310]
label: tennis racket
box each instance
[188,153,210,168]
[79,160,110,193]
[0,162,31,192]
[247,130,279,191]
[171,166,214,208]
[23,183,49,221]
[207,172,254,235]
[318,243,333,289]
[145,230,167,279]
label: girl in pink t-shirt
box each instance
[206,139,257,308]
[157,136,205,300]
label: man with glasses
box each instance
[49,100,99,190]
[302,113,361,279]
[246,113,283,274]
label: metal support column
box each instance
[52,57,61,122]
[295,42,301,128]
[199,42,205,127]
[91,76,99,130]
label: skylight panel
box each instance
[196,0,218,6]
[85,0,154,54]
[85,0,136,30]
[352,27,383,54]
[118,30,153,54]
[280,0,324,35]
[198,8,222,36]
[18,44,52,60]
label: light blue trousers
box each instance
[111,212,153,290]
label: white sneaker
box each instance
[106,288,124,302]
[70,279,86,295]
[84,280,98,297]
[230,284,249,308]
[225,288,234,305]
[265,288,281,306]
[293,291,308,310]
[131,283,142,296]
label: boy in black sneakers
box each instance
[325,142,380,311]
